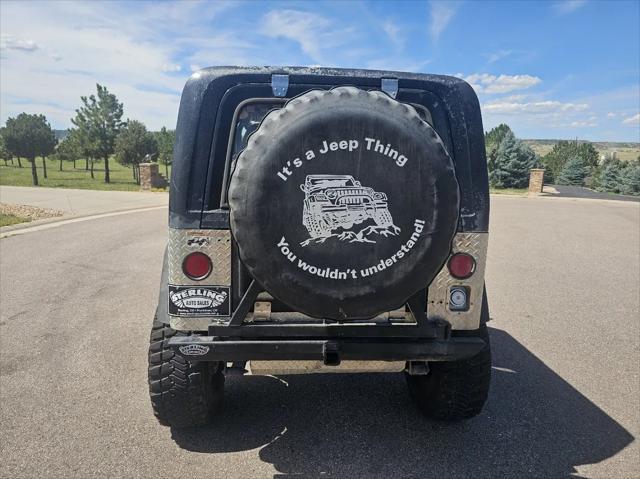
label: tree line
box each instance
[0,84,174,186]
[485,124,640,196]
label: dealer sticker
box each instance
[168,285,231,317]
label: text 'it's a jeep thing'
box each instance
[149,67,491,428]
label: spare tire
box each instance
[229,87,459,320]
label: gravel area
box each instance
[0,202,64,220]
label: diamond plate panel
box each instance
[168,228,232,330]
[428,232,488,330]
[168,228,231,286]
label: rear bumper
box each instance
[169,336,485,364]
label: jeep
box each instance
[300,174,397,243]
[149,67,491,428]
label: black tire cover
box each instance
[229,87,459,320]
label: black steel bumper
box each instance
[169,336,485,364]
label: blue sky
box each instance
[1,0,638,141]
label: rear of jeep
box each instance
[148,67,491,428]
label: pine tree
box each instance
[485,124,513,166]
[619,162,640,196]
[489,131,531,188]
[72,84,124,183]
[597,163,622,193]
[557,157,587,186]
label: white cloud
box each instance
[569,120,597,127]
[0,34,38,52]
[500,94,528,102]
[606,112,616,118]
[621,113,640,125]
[0,1,248,130]
[161,63,182,73]
[366,58,431,73]
[483,100,589,114]
[553,0,587,15]
[465,73,542,94]
[429,2,458,42]
[486,50,512,64]
[382,21,403,47]
[261,10,347,64]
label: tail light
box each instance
[182,252,212,280]
[448,252,475,279]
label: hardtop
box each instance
[169,66,489,232]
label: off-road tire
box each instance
[303,206,331,238]
[148,320,224,428]
[373,208,394,228]
[405,294,491,421]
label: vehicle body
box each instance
[149,66,491,427]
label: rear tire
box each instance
[148,320,224,428]
[406,293,491,421]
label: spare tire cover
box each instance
[229,87,459,320]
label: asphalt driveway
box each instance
[0,195,638,478]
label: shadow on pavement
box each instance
[171,328,634,478]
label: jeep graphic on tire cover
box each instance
[229,86,460,320]
[300,174,400,246]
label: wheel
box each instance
[405,293,491,421]
[148,319,224,428]
[373,208,394,227]
[304,206,332,238]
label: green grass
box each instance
[0,213,30,227]
[0,158,171,192]
[490,187,528,196]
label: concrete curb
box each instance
[490,193,640,207]
[0,205,167,239]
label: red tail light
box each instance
[448,253,475,279]
[182,252,212,280]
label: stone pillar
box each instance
[528,169,545,195]
[139,162,157,190]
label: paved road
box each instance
[0,185,168,216]
[1,196,638,478]
[549,184,640,203]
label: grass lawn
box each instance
[0,213,30,227]
[0,157,171,192]
[490,187,528,196]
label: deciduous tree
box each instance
[54,132,82,171]
[115,120,157,184]
[0,133,9,166]
[154,127,175,178]
[2,113,56,185]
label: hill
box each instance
[521,139,639,161]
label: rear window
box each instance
[221,98,433,208]
[230,100,432,158]
[231,103,278,157]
